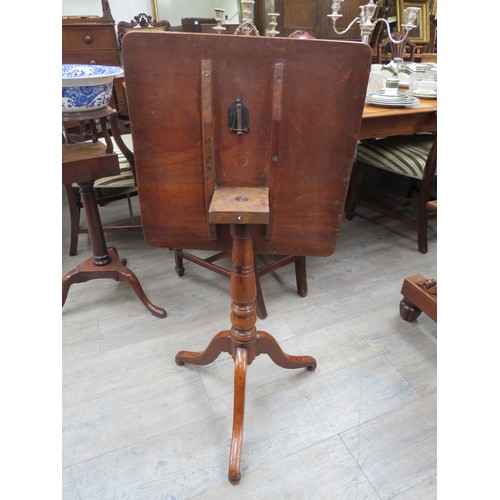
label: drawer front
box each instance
[62,25,118,51]
[62,50,120,66]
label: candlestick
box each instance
[328,0,419,45]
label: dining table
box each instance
[359,95,437,139]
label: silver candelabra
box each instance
[235,0,260,36]
[328,0,420,45]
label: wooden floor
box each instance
[62,189,437,499]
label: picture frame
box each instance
[430,0,437,17]
[397,0,430,45]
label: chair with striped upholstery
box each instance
[64,132,141,256]
[345,134,437,253]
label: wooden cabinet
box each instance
[62,21,120,66]
[62,1,128,116]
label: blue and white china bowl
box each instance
[62,64,124,113]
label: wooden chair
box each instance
[117,13,171,47]
[63,112,141,256]
[346,135,437,254]
[377,31,416,63]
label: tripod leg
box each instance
[228,347,247,484]
[62,266,81,306]
[256,331,316,370]
[176,330,232,366]
[114,252,167,319]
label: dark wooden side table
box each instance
[62,108,166,318]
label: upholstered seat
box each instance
[346,134,437,254]
[94,134,135,189]
[355,134,435,178]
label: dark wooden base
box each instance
[62,246,167,318]
[176,329,315,484]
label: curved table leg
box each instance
[62,267,80,306]
[62,247,167,318]
[113,254,167,318]
[228,347,247,484]
[175,330,232,366]
[256,331,316,370]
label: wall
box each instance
[61,0,240,28]
[62,0,152,28]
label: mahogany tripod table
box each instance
[122,31,371,483]
[62,107,166,318]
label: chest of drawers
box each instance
[62,16,128,116]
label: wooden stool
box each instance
[62,133,166,318]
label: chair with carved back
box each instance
[377,31,416,63]
[117,13,171,47]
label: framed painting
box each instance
[397,0,430,45]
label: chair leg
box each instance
[345,162,365,220]
[255,272,267,319]
[295,256,307,297]
[64,184,82,256]
[174,249,185,277]
[417,196,429,254]
[126,193,135,224]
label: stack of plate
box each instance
[406,88,437,99]
[365,91,420,107]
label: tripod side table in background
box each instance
[62,107,166,318]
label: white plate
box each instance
[366,94,420,107]
[369,91,407,98]
[406,89,437,99]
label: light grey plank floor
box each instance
[62,189,437,499]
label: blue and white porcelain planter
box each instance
[62,64,124,113]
